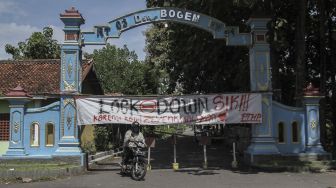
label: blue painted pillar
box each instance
[303,84,326,153]
[55,7,85,156]
[245,18,280,159]
[4,86,31,156]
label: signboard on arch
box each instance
[75,93,262,125]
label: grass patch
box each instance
[262,160,312,166]
[0,161,84,184]
[254,160,336,172]
[0,175,59,184]
[0,177,22,184]
[0,161,78,172]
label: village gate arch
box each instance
[3,7,327,164]
[59,7,276,158]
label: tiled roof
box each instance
[0,59,94,95]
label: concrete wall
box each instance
[23,101,60,155]
[272,101,306,154]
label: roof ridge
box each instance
[0,58,100,96]
[0,59,61,63]
[0,59,91,63]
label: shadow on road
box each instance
[175,168,220,176]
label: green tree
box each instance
[93,44,159,95]
[92,44,160,150]
[145,0,251,94]
[327,0,336,156]
[294,0,307,107]
[144,0,336,152]
[94,125,110,151]
[5,27,60,59]
[317,0,327,148]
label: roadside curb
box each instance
[0,149,124,183]
[250,164,336,173]
[0,166,85,181]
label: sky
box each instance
[0,0,149,60]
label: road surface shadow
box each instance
[175,168,220,176]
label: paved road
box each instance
[3,136,336,188]
[4,168,336,188]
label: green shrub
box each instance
[94,125,110,151]
[81,141,96,155]
[92,124,127,151]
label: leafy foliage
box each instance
[5,27,60,59]
[93,44,159,95]
[145,0,251,94]
[94,125,112,151]
[81,141,96,155]
[145,0,336,152]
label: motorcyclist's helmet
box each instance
[131,121,140,134]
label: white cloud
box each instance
[0,23,39,60]
[0,1,25,16]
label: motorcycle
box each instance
[121,140,147,181]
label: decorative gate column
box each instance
[303,84,327,154]
[4,86,31,156]
[55,7,85,156]
[245,18,280,161]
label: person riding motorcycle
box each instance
[122,121,146,167]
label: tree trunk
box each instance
[294,0,307,107]
[327,0,336,157]
[266,0,282,101]
[207,0,214,15]
[317,0,327,149]
[331,44,336,156]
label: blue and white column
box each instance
[4,86,31,156]
[245,18,280,160]
[55,7,85,156]
[303,84,327,154]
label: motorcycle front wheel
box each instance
[131,159,147,181]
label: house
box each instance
[0,59,103,155]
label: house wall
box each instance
[0,100,9,113]
[0,141,9,155]
[0,100,9,155]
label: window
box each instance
[45,122,54,146]
[292,122,299,143]
[0,114,10,141]
[30,122,39,147]
[278,122,285,143]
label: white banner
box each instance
[76,93,262,125]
